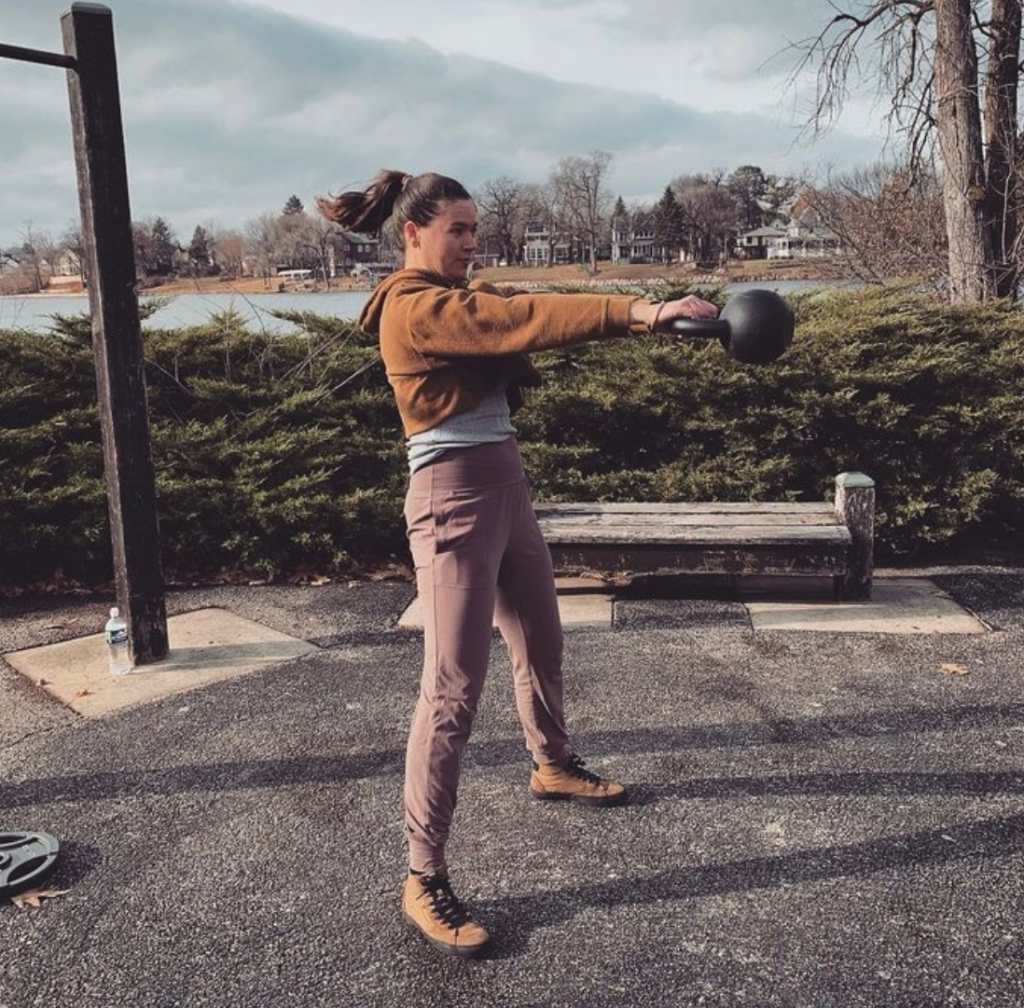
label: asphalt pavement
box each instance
[1,570,1023,1008]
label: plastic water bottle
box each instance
[104,607,131,676]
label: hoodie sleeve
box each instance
[384,278,641,358]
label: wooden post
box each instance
[62,3,168,665]
[835,472,875,600]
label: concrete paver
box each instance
[2,608,317,718]
[745,577,989,634]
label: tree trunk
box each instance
[984,0,1022,299]
[934,0,995,303]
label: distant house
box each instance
[523,221,552,266]
[523,221,605,267]
[330,231,380,276]
[552,237,577,264]
[611,211,664,264]
[0,253,19,276]
[767,206,840,259]
[736,225,787,260]
[54,249,82,276]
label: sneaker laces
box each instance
[419,874,472,929]
[565,753,607,785]
[538,753,606,786]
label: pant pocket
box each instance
[431,489,500,589]
[433,491,483,554]
[404,494,436,573]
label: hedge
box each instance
[0,284,1021,589]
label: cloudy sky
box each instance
[0,0,884,249]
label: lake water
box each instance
[0,279,853,334]
[0,291,373,334]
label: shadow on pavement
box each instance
[3,701,1024,812]
[476,810,1024,959]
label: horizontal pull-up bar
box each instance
[0,41,77,69]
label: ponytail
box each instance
[317,169,472,248]
[316,169,408,236]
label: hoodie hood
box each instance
[357,268,461,336]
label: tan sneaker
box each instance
[529,753,628,806]
[402,872,491,958]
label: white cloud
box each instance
[0,0,882,247]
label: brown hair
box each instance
[316,169,472,247]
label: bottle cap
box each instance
[110,607,120,618]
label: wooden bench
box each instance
[535,472,876,600]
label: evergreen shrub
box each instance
[0,285,1021,589]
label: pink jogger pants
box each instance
[403,437,570,873]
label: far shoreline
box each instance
[0,258,852,301]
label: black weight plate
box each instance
[0,831,60,897]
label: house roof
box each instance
[740,226,787,238]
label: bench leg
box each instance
[835,473,875,600]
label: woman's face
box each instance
[404,198,478,281]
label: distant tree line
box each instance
[471,155,798,268]
[3,138,1008,297]
[126,195,343,289]
[0,157,804,295]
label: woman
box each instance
[318,170,718,957]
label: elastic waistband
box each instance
[407,437,525,493]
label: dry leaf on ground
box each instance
[11,887,70,909]
[939,662,970,676]
[73,688,92,698]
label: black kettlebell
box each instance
[668,288,794,365]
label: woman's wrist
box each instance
[628,299,661,334]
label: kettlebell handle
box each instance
[667,318,730,339]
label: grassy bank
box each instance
[129,256,836,297]
[473,258,840,285]
[1,284,1021,592]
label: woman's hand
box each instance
[630,295,719,333]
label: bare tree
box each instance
[671,174,740,262]
[264,210,339,288]
[550,151,613,271]
[18,222,55,292]
[273,210,312,271]
[803,162,948,287]
[476,176,523,265]
[790,0,1022,302]
[303,212,339,289]
[60,220,89,286]
[211,227,246,278]
[244,212,279,288]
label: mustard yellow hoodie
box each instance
[358,268,644,436]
